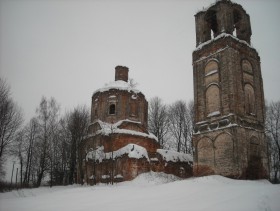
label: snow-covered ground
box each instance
[1,172,279,211]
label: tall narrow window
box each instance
[233,9,242,38]
[109,104,116,115]
[130,102,137,117]
[206,85,220,117]
[205,60,220,117]
[242,60,253,74]
[244,84,255,115]
[205,10,218,39]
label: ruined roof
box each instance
[86,119,158,141]
[86,144,150,162]
[92,80,141,97]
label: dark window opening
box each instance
[233,10,242,37]
[205,10,218,38]
[109,104,116,115]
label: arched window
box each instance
[250,137,260,157]
[109,104,116,115]
[206,84,220,117]
[214,133,234,175]
[242,60,253,74]
[247,137,261,179]
[205,60,218,76]
[130,102,137,117]
[205,10,218,39]
[244,84,255,115]
[197,138,214,174]
[233,9,242,38]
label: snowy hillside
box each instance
[0,172,279,211]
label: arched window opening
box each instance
[205,60,219,76]
[242,60,253,73]
[205,10,218,39]
[250,137,260,157]
[247,137,261,179]
[244,84,255,115]
[130,102,137,117]
[206,85,220,117]
[214,133,234,175]
[233,10,242,38]
[197,138,214,166]
[109,104,116,115]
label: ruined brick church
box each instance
[81,0,269,184]
[192,0,269,179]
[81,66,192,184]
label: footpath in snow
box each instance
[0,172,279,211]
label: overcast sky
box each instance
[1,0,280,122]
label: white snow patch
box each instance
[101,175,110,179]
[114,174,123,179]
[194,33,252,52]
[93,80,140,96]
[207,111,220,117]
[86,119,158,141]
[150,158,159,162]
[86,144,149,162]
[205,69,218,76]
[157,149,193,163]
[131,94,138,99]
[108,95,117,98]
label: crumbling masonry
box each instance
[192,0,269,179]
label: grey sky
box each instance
[1,0,280,122]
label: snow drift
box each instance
[0,172,279,211]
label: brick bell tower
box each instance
[192,0,269,179]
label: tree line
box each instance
[0,78,90,188]
[1,77,280,188]
[148,97,194,154]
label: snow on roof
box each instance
[194,33,252,52]
[87,119,158,141]
[86,144,150,162]
[157,149,193,163]
[93,80,141,96]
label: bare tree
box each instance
[168,100,186,152]
[182,101,194,154]
[23,118,38,186]
[0,78,23,177]
[148,97,169,148]
[266,100,280,183]
[58,116,72,185]
[34,96,60,187]
[168,100,194,154]
[66,105,90,184]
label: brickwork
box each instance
[91,89,148,128]
[195,0,251,46]
[192,0,269,179]
[82,66,193,184]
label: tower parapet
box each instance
[195,0,252,46]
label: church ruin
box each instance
[81,66,192,184]
[80,0,269,184]
[192,0,269,179]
